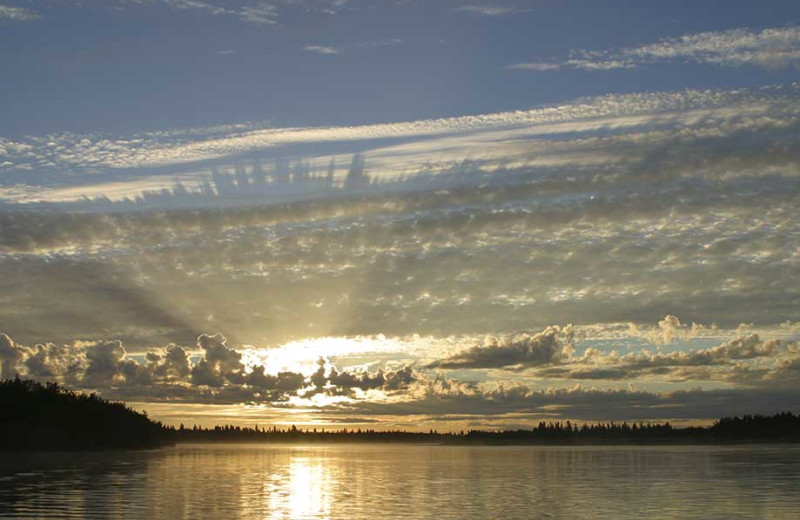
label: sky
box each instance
[2,0,800,430]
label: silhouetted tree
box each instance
[0,378,172,451]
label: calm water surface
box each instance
[1,444,799,519]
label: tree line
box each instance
[0,378,167,450]
[3,378,800,450]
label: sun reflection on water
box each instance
[259,450,334,520]
[4,444,800,519]
[281,456,330,519]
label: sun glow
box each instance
[240,335,407,375]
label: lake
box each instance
[1,444,799,519]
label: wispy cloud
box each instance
[0,4,41,21]
[1,83,797,179]
[512,25,800,71]
[355,38,404,49]
[156,0,233,16]
[303,44,341,55]
[109,0,281,25]
[456,4,515,16]
[302,38,403,55]
[155,0,349,24]
[285,0,350,15]
[510,62,561,71]
[239,2,279,24]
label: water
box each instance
[1,444,799,519]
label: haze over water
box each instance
[1,444,799,519]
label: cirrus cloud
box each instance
[0,4,40,21]
[512,26,800,71]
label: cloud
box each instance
[133,0,353,22]
[509,62,561,71]
[355,38,404,49]
[418,318,796,386]
[532,332,791,384]
[0,333,25,379]
[239,2,279,24]
[83,340,128,385]
[511,25,800,71]
[339,380,800,422]
[303,45,341,55]
[427,326,574,369]
[1,83,799,372]
[0,332,417,404]
[147,344,191,380]
[2,83,798,188]
[455,5,515,16]
[2,324,800,422]
[3,153,800,347]
[190,333,245,387]
[128,1,279,25]
[156,0,233,16]
[275,0,349,15]
[24,0,282,25]
[310,357,417,396]
[627,315,710,345]
[303,39,403,55]
[117,0,235,17]
[0,4,40,21]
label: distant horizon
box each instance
[7,377,800,442]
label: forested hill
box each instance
[0,378,170,450]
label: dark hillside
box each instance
[0,378,170,450]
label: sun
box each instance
[239,335,402,376]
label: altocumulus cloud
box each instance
[1,80,799,425]
[2,160,800,347]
